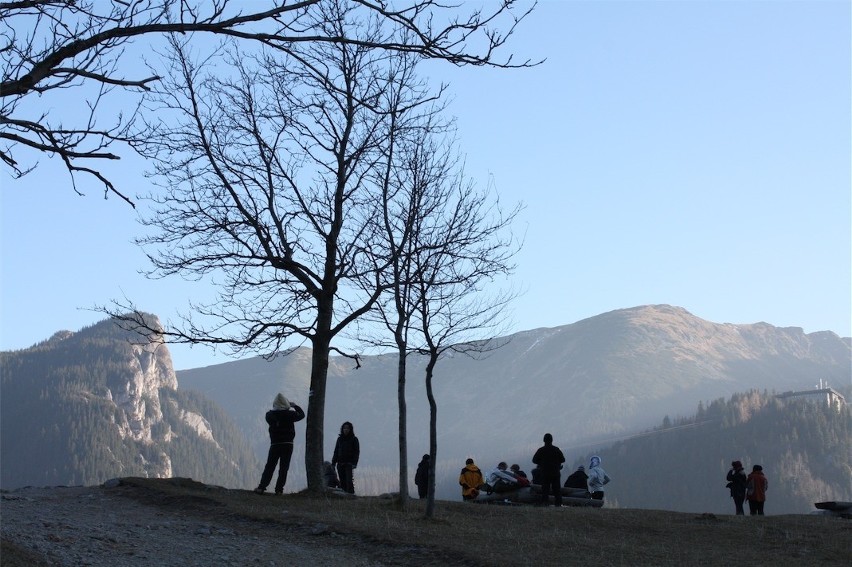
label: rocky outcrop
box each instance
[0,315,256,489]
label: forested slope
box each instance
[589,389,851,514]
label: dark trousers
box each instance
[258,442,294,493]
[417,484,428,499]
[733,495,745,515]
[337,463,355,494]
[540,471,562,506]
[748,500,765,515]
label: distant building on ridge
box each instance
[776,379,846,411]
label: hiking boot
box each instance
[253,487,265,494]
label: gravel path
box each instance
[1,484,391,566]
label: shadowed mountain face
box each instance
[177,305,850,493]
[0,316,258,490]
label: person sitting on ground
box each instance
[323,460,339,488]
[531,466,542,485]
[459,458,485,501]
[509,463,531,486]
[564,465,589,490]
[488,461,520,492]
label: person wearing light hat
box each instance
[254,393,305,495]
[587,455,611,501]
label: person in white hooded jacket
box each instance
[587,455,611,501]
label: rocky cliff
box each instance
[0,315,257,489]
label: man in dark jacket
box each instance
[254,393,305,495]
[532,433,566,506]
[415,454,431,499]
[726,460,748,515]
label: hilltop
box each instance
[1,477,849,566]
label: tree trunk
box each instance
[397,345,409,506]
[305,329,331,492]
[425,353,438,518]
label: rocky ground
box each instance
[1,483,399,566]
[4,479,849,567]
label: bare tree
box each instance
[354,104,459,505]
[1,0,535,204]
[406,175,521,517]
[359,102,520,512]
[110,2,471,492]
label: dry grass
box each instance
[123,478,852,566]
[13,477,852,566]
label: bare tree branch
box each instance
[102,2,462,490]
[2,0,537,202]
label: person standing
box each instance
[254,393,305,495]
[726,460,748,515]
[415,454,431,499]
[532,433,566,506]
[587,455,611,501]
[332,421,360,494]
[746,464,768,515]
[459,458,485,501]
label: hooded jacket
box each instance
[265,403,305,444]
[587,456,611,492]
[459,462,485,499]
[332,423,360,467]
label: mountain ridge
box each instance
[176,304,850,494]
[2,304,848,503]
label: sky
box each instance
[1,0,850,371]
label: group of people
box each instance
[458,433,612,507]
[253,392,359,495]
[726,460,768,515]
[563,456,611,500]
[459,460,534,501]
[252,392,764,517]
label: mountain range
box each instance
[2,304,849,511]
[176,304,850,498]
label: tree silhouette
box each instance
[1,0,534,204]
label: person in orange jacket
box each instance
[458,458,485,500]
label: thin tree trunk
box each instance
[397,346,409,506]
[425,354,438,518]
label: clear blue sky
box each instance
[2,0,850,370]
